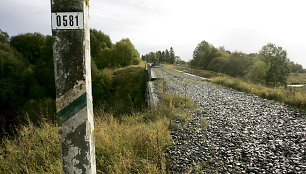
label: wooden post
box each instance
[51,0,96,173]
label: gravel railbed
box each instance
[163,69,306,174]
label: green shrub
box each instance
[93,66,147,116]
[92,68,113,108]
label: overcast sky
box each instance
[0,0,305,67]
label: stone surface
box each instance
[163,68,306,174]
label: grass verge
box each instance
[172,65,223,78]
[288,73,306,84]
[211,76,306,110]
[0,121,61,173]
[0,95,196,174]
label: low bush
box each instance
[93,66,147,116]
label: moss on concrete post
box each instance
[51,0,96,173]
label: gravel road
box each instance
[162,68,306,174]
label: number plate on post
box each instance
[51,12,84,30]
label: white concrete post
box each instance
[51,0,96,173]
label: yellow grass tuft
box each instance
[0,121,61,173]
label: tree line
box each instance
[190,40,305,87]
[90,29,140,70]
[141,47,185,64]
[0,28,140,135]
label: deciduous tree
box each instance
[289,61,304,73]
[260,43,290,86]
[10,33,45,64]
[0,29,9,43]
[90,29,112,69]
[191,41,219,69]
[246,60,268,84]
[223,52,252,77]
[0,42,28,110]
[112,38,140,67]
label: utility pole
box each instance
[51,0,96,173]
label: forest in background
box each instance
[141,40,304,87]
[0,28,142,136]
[189,40,305,87]
[141,47,186,65]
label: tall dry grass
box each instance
[211,76,306,110]
[94,111,171,173]
[0,121,61,174]
[0,93,196,173]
